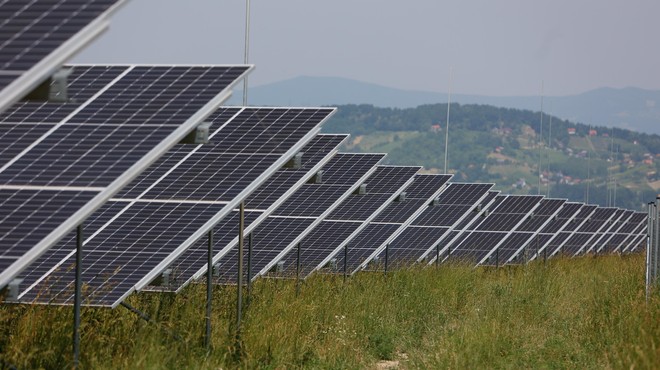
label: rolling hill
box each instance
[228,76,660,135]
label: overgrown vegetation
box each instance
[1,254,659,368]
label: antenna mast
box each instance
[586,125,591,204]
[547,114,552,197]
[537,81,544,195]
[443,67,452,174]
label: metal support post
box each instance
[236,202,245,349]
[435,244,440,268]
[296,242,302,297]
[205,230,213,350]
[343,246,348,282]
[73,224,83,369]
[646,202,654,301]
[384,244,389,276]
[495,248,499,269]
[247,233,253,302]
[652,202,657,287]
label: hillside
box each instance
[322,103,660,210]
[228,76,660,135]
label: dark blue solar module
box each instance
[268,166,420,279]
[20,201,238,306]
[212,217,316,283]
[0,65,251,291]
[331,223,402,273]
[145,134,347,291]
[328,166,420,221]
[382,226,451,267]
[539,202,584,234]
[524,202,584,261]
[559,207,619,256]
[441,195,543,266]
[516,199,566,232]
[199,155,387,284]
[271,154,384,218]
[336,175,452,273]
[0,66,126,123]
[280,221,362,277]
[16,106,334,306]
[447,231,508,264]
[0,1,124,113]
[586,210,626,253]
[0,189,98,268]
[402,174,452,199]
[2,66,252,187]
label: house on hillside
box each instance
[589,129,598,136]
[567,128,576,135]
[430,124,442,133]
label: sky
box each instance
[75,0,660,97]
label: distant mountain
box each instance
[228,76,660,135]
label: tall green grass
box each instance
[1,254,659,369]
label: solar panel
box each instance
[380,183,495,265]
[547,204,598,257]
[0,1,126,113]
[619,213,648,253]
[199,154,387,284]
[254,166,420,279]
[563,207,619,256]
[440,195,544,266]
[527,202,584,261]
[606,211,644,254]
[497,199,567,264]
[626,234,647,253]
[343,174,453,273]
[15,106,332,307]
[146,134,350,291]
[589,210,631,254]
[0,64,252,291]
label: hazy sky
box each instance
[75,0,660,97]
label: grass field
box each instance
[1,254,659,369]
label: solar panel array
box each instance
[0,64,252,292]
[375,182,494,267]
[206,153,387,284]
[0,2,650,311]
[15,106,334,307]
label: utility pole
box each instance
[242,0,251,106]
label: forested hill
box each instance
[322,103,660,210]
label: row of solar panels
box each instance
[0,63,647,308]
[0,1,648,310]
